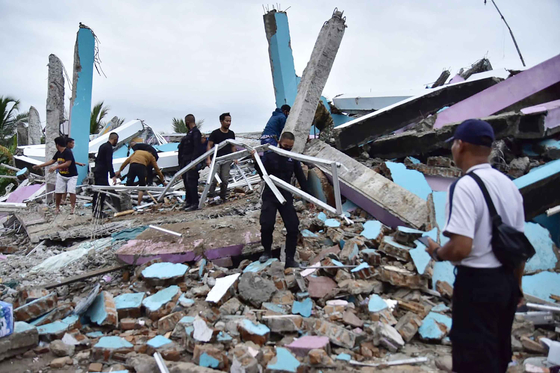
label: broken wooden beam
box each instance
[42,264,129,289]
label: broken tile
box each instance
[292,297,312,317]
[114,293,145,319]
[266,347,301,373]
[86,291,118,327]
[14,292,57,322]
[142,262,189,285]
[141,285,181,321]
[206,273,240,303]
[418,311,452,341]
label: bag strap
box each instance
[467,172,500,222]
[446,179,460,225]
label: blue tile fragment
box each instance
[94,336,133,349]
[302,229,318,238]
[292,298,312,318]
[267,347,300,372]
[142,286,180,312]
[243,258,278,273]
[324,219,340,228]
[114,293,145,311]
[147,335,173,349]
[360,220,382,241]
[368,295,388,313]
[142,262,188,280]
[336,353,351,361]
[419,312,452,341]
[200,353,220,368]
[317,212,327,222]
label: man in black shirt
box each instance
[33,136,79,214]
[206,112,236,202]
[92,132,119,218]
[130,140,158,186]
[252,132,308,268]
[178,114,203,211]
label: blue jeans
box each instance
[260,137,278,147]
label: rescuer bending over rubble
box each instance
[251,131,308,268]
[113,148,166,206]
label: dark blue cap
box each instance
[446,119,495,147]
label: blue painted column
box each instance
[69,25,95,184]
[263,10,298,108]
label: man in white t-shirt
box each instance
[425,119,525,373]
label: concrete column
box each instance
[282,10,346,153]
[263,10,299,108]
[46,54,65,195]
[69,24,95,184]
[28,106,42,145]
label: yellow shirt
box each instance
[119,150,165,182]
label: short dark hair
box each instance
[280,132,295,141]
[185,114,196,124]
[281,105,291,112]
[67,137,75,143]
[219,113,231,122]
[109,132,119,141]
[54,136,66,147]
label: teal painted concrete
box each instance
[200,352,220,368]
[15,321,35,333]
[268,12,298,108]
[114,293,145,310]
[86,331,104,338]
[267,347,300,372]
[386,162,432,200]
[217,331,232,342]
[432,191,449,245]
[522,271,560,302]
[243,258,278,273]
[360,220,382,241]
[432,261,455,291]
[431,303,450,313]
[241,320,270,336]
[94,336,133,349]
[178,316,195,325]
[302,229,318,238]
[317,212,327,222]
[514,159,560,189]
[87,292,109,325]
[147,335,172,348]
[368,295,388,313]
[142,262,188,280]
[419,312,452,340]
[263,303,287,314]
[292,298,312,317]
[524,222,558,272]
[351,263,370,273]
[533,213,560,247]
[324,219,340,228]
[69,27,95,184]
[142,285,180,312]
[336,353,351,361]
[409,247,431,275]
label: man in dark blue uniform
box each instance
[178,114,203,211]
[252,131,308,268]
[92,132,119,217]
[260,105,290,146]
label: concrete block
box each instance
[231,344,260,373]
[114,292,145,319]
[266,347,301,373]
[313,319,356,349]
[238,319,270,346]
[307,276,337,299]
[238,272,276,307]
[14,292,57,322]
[171,316,195,339]
[0,322,38,362]
[0,301,13,338]
[141,285,181,321]
[342,310,363,328]
[142,262,188,286]
[286,335,330,357]
[194,344,228,370]
[395,312,422,342]
[292,297,312,317]
[418,312,452,341]
[86,291,118,327]
[28,304,73,327]
[158,311,184,334]
[92,336,134,362]
[378,265,428,289]
[263,315,303,333]
[219,297,242,315]
[37,315,80,342]
[360,248,382,266]
[338,279,383,295]
[378,236,413,261]
[304,140,429,229]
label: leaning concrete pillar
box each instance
[282,9,346,153]
[263,9,299,108]
[46,54,65,195]
[69,24,95,184]
[28,106,42,145]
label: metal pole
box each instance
[198,164,220,209]
[235,162,253,191]
[148,224,182,237]
[270,175,334,213]
[526,303,560,313]
[488,0,526,67]
[331,162,343,215]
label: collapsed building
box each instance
[0,7,559,373]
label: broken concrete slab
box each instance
[514,159,560,220]
[141,262,188,285]
[263,315,303,333]
[86,291,118,327]
[378,236,414,261]
[395,312,422,343]
[304,140,428,229]
[434,54,560,129]
[313,318,356,349]
[91,336,134,362]
[418,311,452,341]
[334,76,501,150]
[238,319,270,346]
[282,10,346,153]
[286,335,330,357]
[37,315,80,342]
[238,272,276,307]
[522,271,560,302]
[194,344,229,370]
[114,292,145,319]
[141,285,181,321]
[524,222,558,273]
[378,265,428,289]
[307,276,337,299]
[14,292,57,322]
[266,347,301,373]
[0,322,38,362]
[386,162,432,201]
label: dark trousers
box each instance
[126,163,147,186]
[146,166,154,186]
[92,172,109,215]
[260,197,299,260]
[182,168,199,207]
[451,265,520,373]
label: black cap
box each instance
[446,119,495,147]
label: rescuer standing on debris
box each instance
[206,112,236,203]
[114,148,166,206]
[91,132,119,218]
[33,136,79,215]
[425,119,525,372]
[129,139,159,186]
[260,105,291,146]
[60,137,86,206]
[251,132,308,268]
[178,114,203,211]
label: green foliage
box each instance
[0,144,16,196]
[90,101,110,134]
[172,118,204,133]
[0,96,28,147]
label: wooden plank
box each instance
[43,264,129,289]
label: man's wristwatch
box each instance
[432,247,442,262]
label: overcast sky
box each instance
[1,0,559,135]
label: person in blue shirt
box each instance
[260,105,291,146]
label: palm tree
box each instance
[172,117,204,133]
[0,96,29,147]
[90,101,110,134]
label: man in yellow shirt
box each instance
[114,148,166,205]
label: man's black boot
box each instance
[184,204,198,212]
[285,257,300,269]
[259,250,271,263]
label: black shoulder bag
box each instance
[467,172,536,270]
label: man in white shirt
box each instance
[425,119,525,373]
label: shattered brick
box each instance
[360,248,382,266]
[238,319,270,346]
[142,285,181,321]
[17,288,49,308]
[157,311,185,334]
[86,291,118,327]
[378,236,413,261]
[378,265,428,289]
[37,315,81,342]
[313,318,356,349]
[436,280,454,298]
[263,315,303,333]
[194,344,229,370]
[114,292,145,319]
[91,336,134,362]
[14,292,57,322]
[351,262,375,280]
[119,318,138,331]
[395,312,422,342]
[29,304,73,327]
[231,344,260,373]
